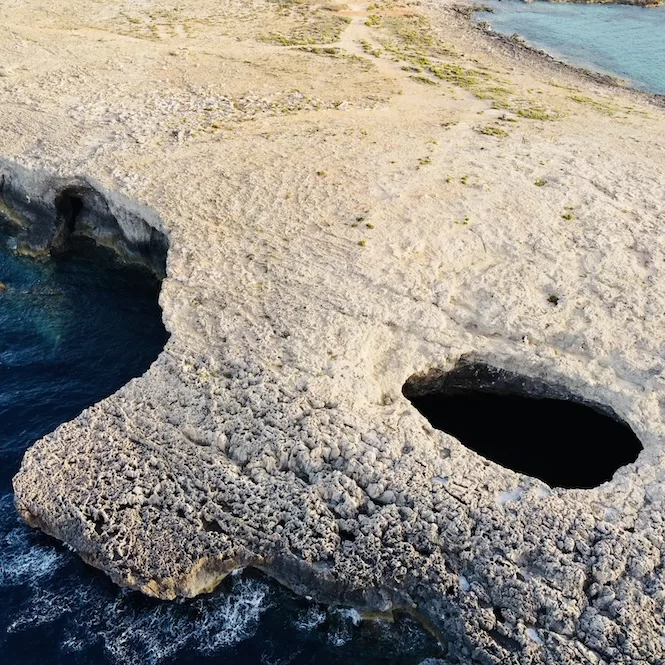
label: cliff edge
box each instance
[4,0,665,662]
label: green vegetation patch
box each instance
[516,104,560,121]
[360,40,384,57]
[298,46,342,56]
[263,11,350,46]
[477,124,509,138]
[411,75,438,85]
[362,11,563,119]
[115,9,196,40]
[378,14,455,63]
[569,94,619,116]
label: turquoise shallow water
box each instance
[475,1,665,95]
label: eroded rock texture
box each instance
[15,333,665,663]
[4,0,665,662]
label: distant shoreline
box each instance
[517,0,662,7]
[463,1,665,104]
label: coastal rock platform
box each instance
[3,0,665,662]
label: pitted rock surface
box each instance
[4,0,665,662]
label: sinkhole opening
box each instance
[402,362,643,489]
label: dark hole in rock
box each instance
[202,519,224,533]
[92,515,105,535]
[339,528,357,543]
[488,628,521,653]
[402,361,643,489]
[55,190,83,235]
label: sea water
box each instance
[0,233,442,664]
[475,1,665,95]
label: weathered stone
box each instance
[2,0,665,662]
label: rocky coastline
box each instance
[4,0,665,662]
[522,0,663,7]
[466,4,665,101]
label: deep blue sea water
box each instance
[0,232,442,664]
[475,1,665,95]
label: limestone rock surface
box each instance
[2,0,665,662]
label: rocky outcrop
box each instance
[13,311,665,663]
[4,0,665,662]
[9,155,665,661]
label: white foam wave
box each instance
[196,580,270,655]
[0,494,66,588]
[0,532,64,585]
[324,607,364,647]
[60,576,271,665]
[8,588,75,632]
[295,606,327,632]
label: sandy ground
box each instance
[3,0,665,662]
